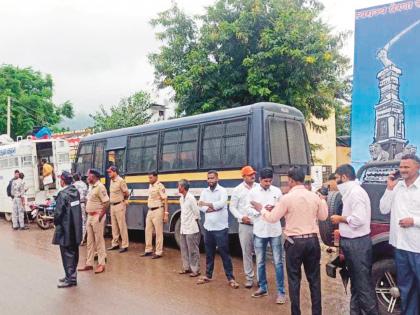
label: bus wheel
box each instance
[4,213,12,222]
[174,218,181,249]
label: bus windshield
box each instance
[267,117,309,166]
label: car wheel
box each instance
[319,191,343,246]
[372,259,401,315]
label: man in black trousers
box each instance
[52,171,83,288]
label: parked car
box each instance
[319,161,401,315]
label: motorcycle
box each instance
[30,198,56,230]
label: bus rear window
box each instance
[268,117,308,166]
[75,143,93,174]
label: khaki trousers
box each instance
[86,213,107,266]
[111,203,129,249]
[145,207,164,255]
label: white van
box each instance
[0,138,71,221]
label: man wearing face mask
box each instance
[380,154,420,314]
[330,164,378,315]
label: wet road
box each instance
[0,220,349,315]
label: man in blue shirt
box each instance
[197,170,239,289]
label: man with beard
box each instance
[52,171,83,288]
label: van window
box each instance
[126,133,158,173]
[268,117,308,165]
[75,143,93,174]
[201,119,248,169]
[160,126,198,171]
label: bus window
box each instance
[201,119,247,169]
[286,120,308,165]
[106,149,125,173]
[126,133,158,173]
[21,156,33,167]
[160,126,198,171]
[267,117,308,166]
[93,141,106,172]
[75,143,93,175]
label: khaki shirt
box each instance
[110,176,129,203]
[147,181,167,208]
[86,181,109,213]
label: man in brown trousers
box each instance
[141,171,168,259]
[78,169,109,274]
[107,166,130,253]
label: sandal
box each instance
[197,276,211,285]
[190,272,201,277]
[179,270,192,275]
[228,279,240,289]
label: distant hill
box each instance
[59,112,94,131]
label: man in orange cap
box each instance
[229,165,258,288]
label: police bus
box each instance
[73,102,311,247]
[0,138,71,221]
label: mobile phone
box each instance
[392,170,401,180]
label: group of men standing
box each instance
[50,153,420,315]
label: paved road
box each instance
[0,220,349,315]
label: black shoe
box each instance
[140,252,153,257]
[152,254,162,259]
[20,226,29,230]
[58,277,66,283]
[57,281,77,288]
[107,246,119,251]
[119,248,128,253]
[13,227,19,231]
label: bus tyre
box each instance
[4,213,12,222]
[319,191,343,247]
[174,218,181,249]
[372,259,401,315]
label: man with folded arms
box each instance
[230,165,258,288]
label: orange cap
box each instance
[241,166,256,176]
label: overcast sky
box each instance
[0,0,390,128]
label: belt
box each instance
[149,206,162,211]
[340,233,370,240]
[240,223,253,226]
[290,233,318,239]
[111,201,123,206]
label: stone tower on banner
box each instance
[370,20,420,161]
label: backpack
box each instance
[6,179,14,198]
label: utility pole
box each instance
[7,96,11,137]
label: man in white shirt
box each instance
[330,164,378,315]
[197,170,239,289]
[248,168,286,305]
[380,154,420,315]
[178,179,201,277]
[229,165,258,288]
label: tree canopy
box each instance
[0,64,74,138]
[90,91,152,133]
[149,0,350,130]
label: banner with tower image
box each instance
[351,0,420,169]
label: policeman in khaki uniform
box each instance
[141,171,168,259]
[78,169,109,274]
[106,166,130,253]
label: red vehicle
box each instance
[320,161,400,315]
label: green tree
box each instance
[0,65,74,138]
[90,91,153,132]
[150,0,350,129]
